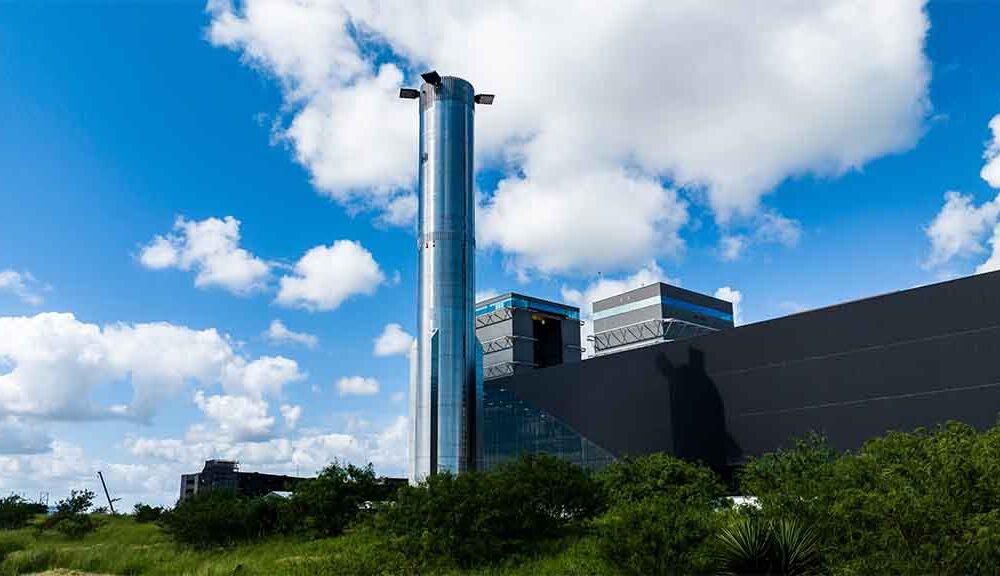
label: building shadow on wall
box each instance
[656,348,741,475]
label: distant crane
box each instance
[97,471,121,515]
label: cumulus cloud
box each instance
[264,319,318,348]
[194,391,275,442]
[981,114,1000,189]
[139,216,270,294]
[276,241,384,311]
[926,114,1000,274]
[208,0,930,275]
[0,270,46,305]
[0,312,303,421]
[337,376,380,397]
[280,404,302,430]
[562,263,675,357]
[714,286,744,326]
[479,170,688,274]
[373,323,413,357]
[0,417,52,455]
[126,415,409,480]
[0,440,192,508]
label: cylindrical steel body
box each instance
[410,76,479,482]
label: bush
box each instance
[741,421,1000,574]
[377,454,604,567]
[281,461,383,537]
[132,502,165,523]
[597,495,718,575]
[161,490,279,548]
[596,453,726,508]
[38,490,97,539]
[0,495,47,530]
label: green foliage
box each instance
[714,514,819,575]
[55,489,95,516]
[161,490,268,547]
[377,453,604,568]
[0,496,46,530]
[132,502,165,523]
[597,495,717,575]
[38,490,98,539]
[597,452,726,508]
[281,461,383,537]
[741,421,1000,574]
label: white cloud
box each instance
[126,415,409,479]
[194,391,275,442]
[276,241,384,311]
[976,225,1000,274]
[925,191,1000,267]
[337,376,379,397]
[0,312,302,421]
[719,213,802,261]
[714,286,744,326]
[981,114,1000,189]
[475,289,499,303]
[479,170,689,275]
[0,270,45,305]
[926,114,1000,273]
[223,355,304,399]
[139,216,270,294]
[373,323,413,357]
[0,416,52,455]
[280,404,302,429]
[0,440,182,509]
[390,391,404,404]
[209,0,930,274]
[264,319,318,348]
[562,263,675,357]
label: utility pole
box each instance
[97,471,120,515]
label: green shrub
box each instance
[281,461,383,537]
[741,421,1000,574]
[597,495,718,575]
[377,453,604,567]
[161,490,260,547]
[132,502,165,523]
[596,452,726,508]
[38,489,97,539]
[0,495,46,530]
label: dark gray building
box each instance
[179,460,305,502]
[475,293,582,381]
[484,271,1000,475]
[592,282,734,355]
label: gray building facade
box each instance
[485,271,1000,475]
[475,293,582,381]
[593,283,734,355]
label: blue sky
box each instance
[1,0,999,507]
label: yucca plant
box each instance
[715,515,820,575]
[716,515,770,574]
[771,518,820,575]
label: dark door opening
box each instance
[532,314,563,368]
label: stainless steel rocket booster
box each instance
[401,72,492,482]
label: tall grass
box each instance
[0,515,610,576]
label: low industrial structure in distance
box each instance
[179,460,306,501]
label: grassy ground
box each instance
[0,516,614,576]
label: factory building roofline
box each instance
[475,292,580,320]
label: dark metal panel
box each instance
[495,271,1000,471]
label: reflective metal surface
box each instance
[409,76,479,482]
